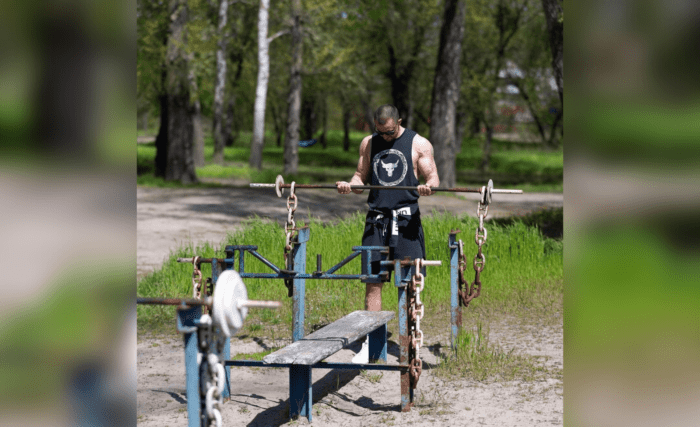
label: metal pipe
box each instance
[250,182,522,194]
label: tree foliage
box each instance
[137,0,563,179]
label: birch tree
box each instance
[249,0,271,170]
[212,0,229,164]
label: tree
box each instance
[249,0,288,170]
[541,0,562,105]
[283,0,303,175]
[212,0,229,164]
[155,0,198,183]
[249,0,272,170]
[430,0,466,189]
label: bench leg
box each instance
[368,323,388,363]
[289,365,312,421]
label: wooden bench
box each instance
[262,310,395,421]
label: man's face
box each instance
[375,118,401,141]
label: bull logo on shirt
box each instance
[373,148,408,186]
[381,160,400,177]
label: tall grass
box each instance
[137,211,562,339]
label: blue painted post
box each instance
[289,365,313,421]
[368,323,388,363]
[396,259,412,411]
[177,305,202,427]
[449,231,462,350]
[292,227,309,343]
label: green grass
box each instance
[137,130,563,188]
[137,211,563,342]
[434,324,554,383]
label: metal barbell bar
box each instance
[251,175,522,200]
[137,270,281,337]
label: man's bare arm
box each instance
[415,135,440,195]
[337,136,372,194]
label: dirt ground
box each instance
[137,185,563,426]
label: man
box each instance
[337,104,439,363]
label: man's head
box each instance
[374,104,401,141]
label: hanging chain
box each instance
[198,314,225,427]
[192,256,203,299]
[458,186,488,307]
[283,182,298,297]
[409,259,425,388]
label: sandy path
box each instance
[137,185,563,426]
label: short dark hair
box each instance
[374,104,400,125]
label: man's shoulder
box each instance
[410,132,432,150]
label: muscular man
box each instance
[337,104,439,363]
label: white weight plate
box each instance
[213,270,248,337]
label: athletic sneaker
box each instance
[352,336,369,364]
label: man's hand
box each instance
[336,181,352,194]
[417,184,435,196]
[337,181,364,194]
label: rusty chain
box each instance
[409,259,425,388]
[457,186,488,307]
[198,314,225,427]
[192,256,203,299]
[283,182,298,297]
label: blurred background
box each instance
[566,0,700,425]
[0,0,699,425]
[0,0,136,425]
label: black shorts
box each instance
[361,209,426,282]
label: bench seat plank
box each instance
[262,310,394,365]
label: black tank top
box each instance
[367,128,419,211]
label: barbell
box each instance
[137,270,281,338]
[251,175,522,203]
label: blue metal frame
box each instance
[449,232,461,350]
[177,305,202,427]
[176,227,425,424]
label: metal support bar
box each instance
[292,227,309,343]
[177,306,202,427]
[396,259,412,412]
[226,360,410,371]
[289,365,312,421]
[324,250,361,274]
[449,231,462,350]
[368,323,388,363]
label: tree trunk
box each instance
[480,122,493,175]
[361,98,375,133]
[249,0,271,170]
[192,98,205,167]
[224,96,236,146]
[302,97,316,141]
[455,109,467,153]
[159,0,197,183]
[342,104,351,151]
[155,92,168,177]
[320,97,327,149]
[189,67,205,167]
[283,0,302,175]
[212,0,229,164]
[541,0,563,105]
[429,0,466,189]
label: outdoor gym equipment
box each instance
[140,177,523,426]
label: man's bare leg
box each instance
[365,283,383,311]
[354,282,383,363]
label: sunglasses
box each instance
[376,129,396,136]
